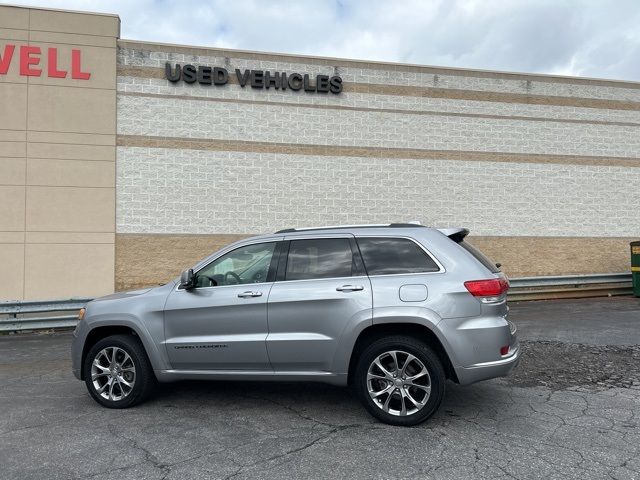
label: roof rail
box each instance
[274,222,424,234]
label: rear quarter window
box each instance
[459,240,500,273]
[356,237,440,275]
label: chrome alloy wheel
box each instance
[367,350,432,416]
[91,346,136,401]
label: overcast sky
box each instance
[6,0,640,81]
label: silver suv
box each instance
[71,224,519,426]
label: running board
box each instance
[155,369,347,385]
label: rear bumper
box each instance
[436,309,520,385]
[454,343,520,385]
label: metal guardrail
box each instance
[0,273,634,332]
[508,273,633,301]
[0,298,92,332]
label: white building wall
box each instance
[117,147,640,237]
[115,42,640,237]
[116,94,640,157]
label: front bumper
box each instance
[70,321,85,380]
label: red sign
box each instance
[0,44,90,80]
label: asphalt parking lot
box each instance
[1,297,639,480]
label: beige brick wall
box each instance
[468,236,636,278]
[114,234,636,291]
[0,6,119,300]
[115,233,248,291]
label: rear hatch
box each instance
[440,229,515,353]
[439,227,510,305]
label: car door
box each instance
[163,240,280,370]
[266,236,372,372]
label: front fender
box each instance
[82,314,169,372]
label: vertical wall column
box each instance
[0,6,119,300]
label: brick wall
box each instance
[113,41,640,288]
[116,147,640,237]
[116,94,640,157]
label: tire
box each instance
[83,334,156,408]
[354,335,446,426]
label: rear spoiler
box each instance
[437,228,470,243]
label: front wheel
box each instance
[354,336,446,426]
[83,334,155,408]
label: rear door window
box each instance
[285,238,354,281]
[356,237,440,275]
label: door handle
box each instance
[238,291,262,298]
[336,285,364,292]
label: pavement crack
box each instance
[0,411,96,437]
[84,424,172,479]
[222,423,366,479]
[242,392,372,429]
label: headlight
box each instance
[78,307,86,321]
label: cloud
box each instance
[3,0,640,81]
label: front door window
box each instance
[196,242,277,287]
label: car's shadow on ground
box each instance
[145,378,509,426]
[152,379,358,404]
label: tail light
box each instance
[464,278,509,303]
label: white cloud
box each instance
[3,0,640,81]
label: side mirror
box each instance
[179,268,195,290]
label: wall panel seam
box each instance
[116,135,640,168]
[116,90,640,128]
[116,66,640,111]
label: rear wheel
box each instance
[83,334,155,408]
[354,335,445,426]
